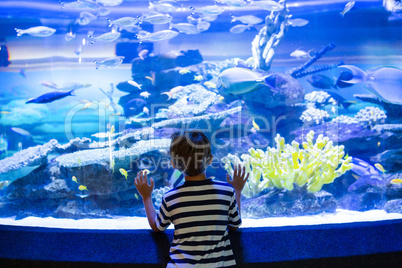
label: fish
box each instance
[96,0,123,7]
[289,18,309,27]
[252,0,284,11]
[138,49,148,60]
[161,86,185,100]
[351,157,379,176]
[134,193,140,200]
[119,168,128,180]
[89,31,121,43]
[39,81,59,89]
[76,11,97,25]
[82,102,95,110]
[203,81,217,89]
[170,23,199,34]
[252,118,260,131]
[340,1,355,16]
[142,169,150,175]
[19,69,27,78]
[374,163,386,173]
[140,91,151,98]
[195,5,225,16]
[145,75,155,85]
[339,65,402,104]
[78,158,81,167]
[290,49,313,59]
[137,30,179,42]
[179,68,191,75]
[194,75,203,81]
[15,26,56,37]
[307,74,337,89]
[0,111,11,115]
[197,21,211,32]
[72,176,78,183]
[390,179,402,184]
[109,17,139,28]
[336,70,355,88]
[352,174,360,180]
[94,56,124,69]
[231,15,263,25]
[142,13,172,24]
[143,107,149,115]
[61,0,98,9]
[0,137,8,152]
[377,142,381,148]
[26,89,77,103]
[0,180,10,190]
[218,0,248,7]
[97,8,110,16]
[230,24,252,34]
[78,185,88,191]
[325,91,356,109]
[124,98,147,117]
[170,169,183,188]
[128,80,142,89]
[217,67,275,95]
[91,132,118,138]
[331,106,336,114]
[64,31,76,41]
[149,1,179,13]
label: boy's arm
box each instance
[134,171,160,232]
[227,165,249,231]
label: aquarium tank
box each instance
[0,0,401,226]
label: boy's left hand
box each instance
[134,171,154,199]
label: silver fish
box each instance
[340,1,355,16]
[142,13,172,24]
[231,15,262,25]
[90,31,121,43]
[197,21,211,32]
[170,23,199,34]
[137,30,179,42]
[340,65,402,104]
[289,18,309,27]
[252,0,284,11]
[229,24,251,34]
[61,0,98,9]
[76,11,97,25]
[15,26,56,37]
[196,5,225,16]
[94,56,124,69]
[149,1,178,13]
[96,0,123,7]
[217,0,248,7]
[110,17,140,28]
[11,127,32,136]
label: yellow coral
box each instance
[222,130,353,198]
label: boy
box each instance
[134,130,249,267]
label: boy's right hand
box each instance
[134,170,154,200]
[226,164,249,193]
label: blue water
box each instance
[0,0,401,220]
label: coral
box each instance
[288,42,336,78]
[373,124,402,132]
[355,106,387,125]
[56,138,171,168]
[151,106,242,129]
[0,139,59,174]
[222,131,353,198]
[251,0,290,70]
[152,186,172,209]
[304,91,336,106]
[300,107,330,124]
[331,115,359,124]
[291,61,343,79]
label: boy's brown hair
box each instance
[170,130,212,176]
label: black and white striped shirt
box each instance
[156,178,241,267]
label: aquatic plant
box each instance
[222,131,353,198]
[251,0,290,70]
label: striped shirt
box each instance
[155,178,241,267]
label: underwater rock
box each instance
[54,200,112,219]
[384,199,402,214]
[347,172,402,198]
[337,193,386,211]
[242,73,305,108]
[242,187,337,218]
[370,149,402,173]
[55,137,92,153]
[354,94,402,120]
[131,49,203,74]
[0,139,58,174]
